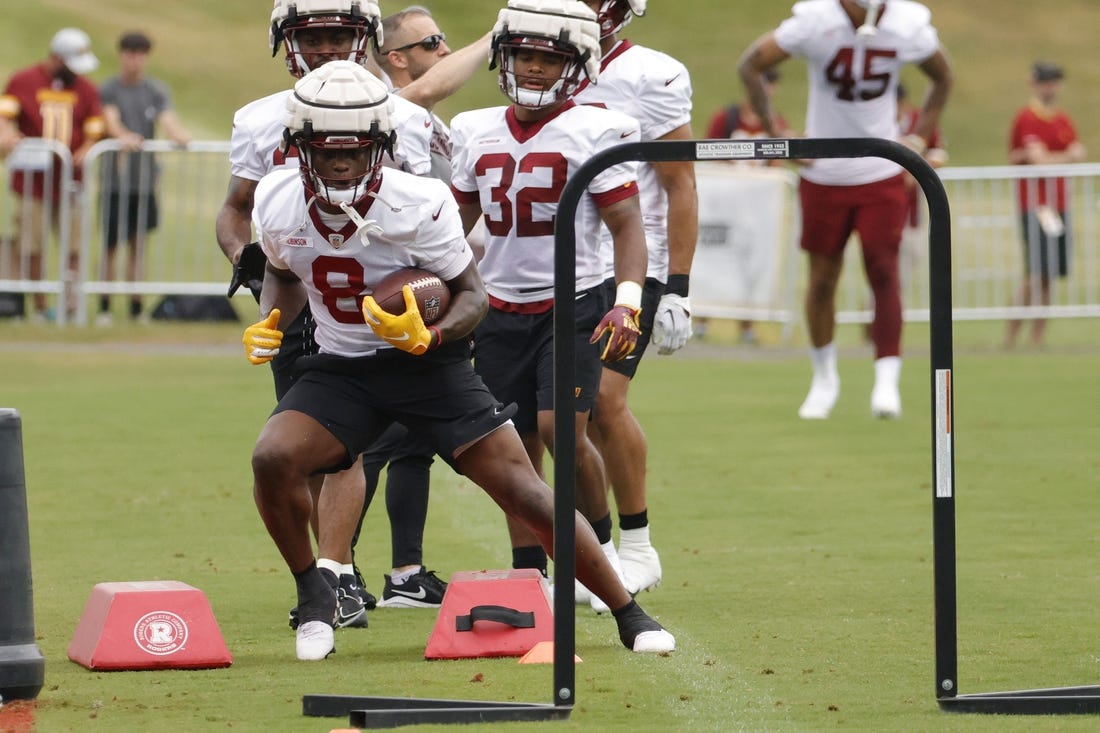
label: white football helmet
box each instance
[283,60,397,211]
[490,0,602,109]
[270,0,383,77]
[593,0,647,39]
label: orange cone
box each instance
[518,641,581,665]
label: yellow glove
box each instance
[242,309,282,365]
[362,286,438,356]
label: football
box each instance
[369,267,451,325]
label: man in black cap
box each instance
[1006,60,1086,347]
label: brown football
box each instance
[370,267,450,325]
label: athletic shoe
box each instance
[335,573,368,628]
[798,376,840,420]
[618,527,662,594]
[870,356,902,419]
[289,571,373,630]
[377,567,447,608]
[590,541,628,615]
[870,381,902,419]
[294,579,337,660]
[295,620,335,661]
[352,564,378,610]
[614,601,675,654]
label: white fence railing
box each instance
[691,161,1100,333]
[3,141,1099,330]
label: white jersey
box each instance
[573,40,693,282]
[775,0,940,185]
[450,101,641,303]
[229,88,434,181]
[253,168,473,357]
[393,87,452,183]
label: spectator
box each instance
[0,28,105,322]
[738,0,952,420]
[570,0,698,606]
[703,67,791,345]
[1005,61,1086,348]
[97,31,191,325]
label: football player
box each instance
[738,0,952,420]
[216,0,438,633]
[572,0,698,603]
[450,0,651,612]
[245,60,675,659]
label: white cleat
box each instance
[574,579,592,605]
[632,629,676,654]
[618,528,662,594]
[591,540,628,615]
[295,620,335,661]
[870,382,902,419]
[798,377,839,420]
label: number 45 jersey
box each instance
[449,100,641,304]
[775,0,940,185]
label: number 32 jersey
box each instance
[775,0,940,185]
[450,101,640,304]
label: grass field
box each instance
[2,318,1098,731]
[3,2,1099,730]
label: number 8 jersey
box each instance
[449,100,641,304]
[775,0,940,186]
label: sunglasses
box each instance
[389,33,446,53]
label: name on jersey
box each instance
[283,236,312,248]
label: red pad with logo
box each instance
[67,581,232,670]
[424,569,553,660]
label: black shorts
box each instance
[1020,211,1071,279]
[103,192,158,248]
[598,276,663,380]
[274,342,516,472]
[361,420,436,469]
[270,306,317,401]
[472,285,605,435]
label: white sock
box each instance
[316,558,342,576]
[809,342,838,382]
[874,355,901,387]
[339,563,355,578]
[391,566,421,584]
[619,526,651,545]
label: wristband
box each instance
[665,274,690,297]
[614,281,643,311]
[428,325,442,350]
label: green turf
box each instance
[2,319,1098,731]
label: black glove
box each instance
[227,242,268,303]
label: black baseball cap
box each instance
[118,31,152,52]
[1032,61,1064,82]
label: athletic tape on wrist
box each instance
[665,274,690,297]
[428,325,442,350]
[615,281,643,311]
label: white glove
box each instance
[652,293,692,355]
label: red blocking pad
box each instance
[67,581,232,671]
[424,569,553,660]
